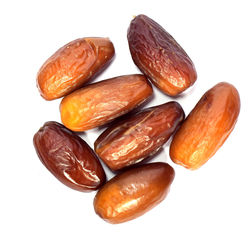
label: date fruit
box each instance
[94,162,175,224]
[95,101,184,170]
[128,14,197,96]
[170,82,240,170]
[60,74,153,131]
[33,121,106,191]
[37,37,115,100]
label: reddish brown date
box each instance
[33,121,106,191]
[128,14,197,96]
[37,37,115,100]
[60,74,153,131]
[94,162,175,224]
[95,102,184,170]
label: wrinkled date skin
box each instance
[33,121,106,191]
[127,14,197,96]
[37,37,115,100]
[94,162,175,224]
[60,74,153,131]
[95,102,185,170]
[170,82,240,170]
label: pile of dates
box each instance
[34,14,240,224]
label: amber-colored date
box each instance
[33,121,106,191]
[60,74,153,131]
[170,82,240,170]
[37,37,115,100]
[95,102,184,171]
[94,162,175,224]
[127,14,197,96]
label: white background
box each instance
[1,0,249,249]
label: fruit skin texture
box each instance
[95,101,185,171]
[94,162,175,224]
[60,74,153,131]
[127,14,197,96]
[37,37,115,100]
[33,121,106,191]
[170,82,240,170]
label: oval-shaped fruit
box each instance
[60,74,153,131]
[33,121,106,191]
[95,102,185,170]
[37,37,115,100]
[94,162,175,224]
[127,14,197,96]
[170,82,240,170]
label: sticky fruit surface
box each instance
[37,37,114,100]
[33,121,106,191]
[94,162,175,224]
[170,82,240,170]
[60,74,153,131]
[128,14,197,96]
[95,101,184,170]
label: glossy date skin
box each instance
[95,102,185,170]
[33,121,106,191]
[94,162,175,224]
[128,15,197,96]
[170,82,240,170]
[37,37,115,100]
[60,74,153,131]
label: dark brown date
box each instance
[94,101,184,170]
[94,162,175,224]
[128,14,197,96]
[33,121,106,191]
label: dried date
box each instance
[94,162,175,224]
[128,14,197,96]
[33,121,106,191]
[60,74,153,131]
[170,82,240,169]
[37,37,114,100]
[95,101,184,170]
